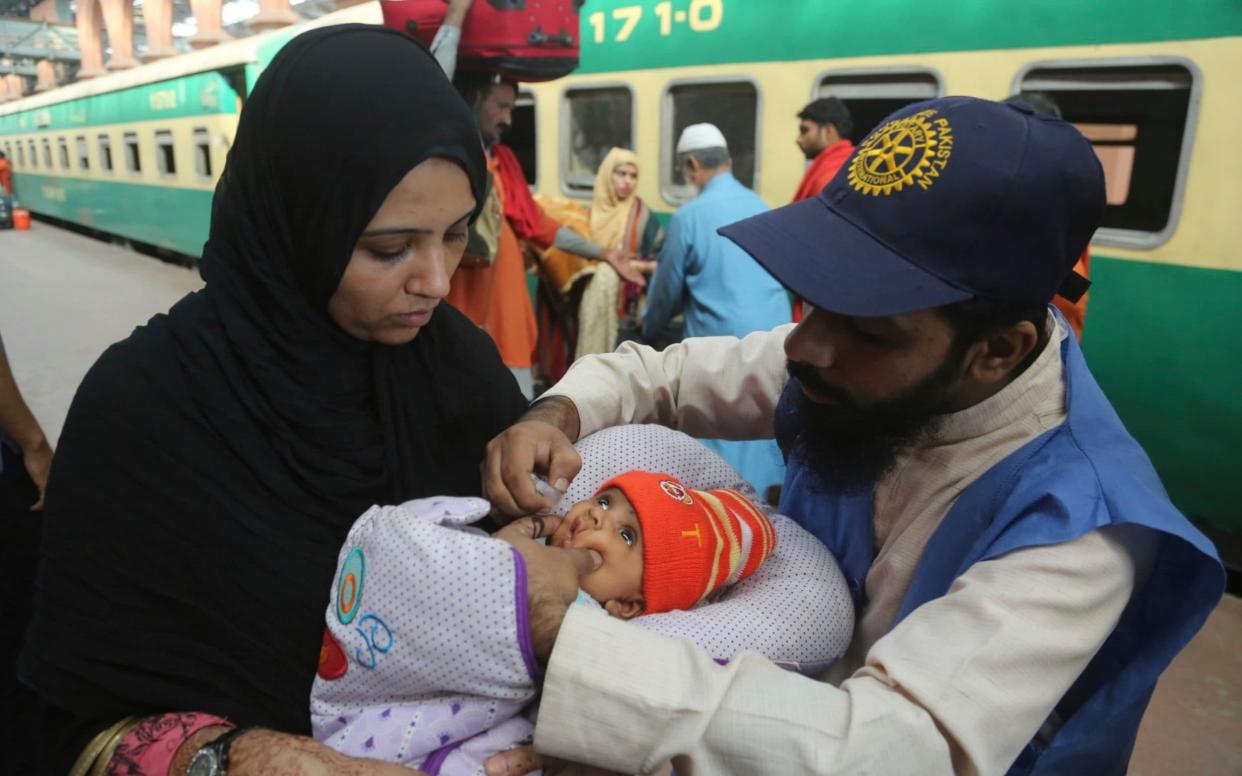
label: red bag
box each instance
[380,0,582,82]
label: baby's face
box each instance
[551,487,644,613]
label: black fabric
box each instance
[1,444,43,776]
[22,24,526,769]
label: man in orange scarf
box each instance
[440,72,634,397]
[792,97,855,201]
[790,97,855,320]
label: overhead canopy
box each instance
[0,16,79,66]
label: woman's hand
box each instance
[225,729,426,775]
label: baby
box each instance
[311,470,777,775]
[551,470,776,620]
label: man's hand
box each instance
[485,745,627,776]
[493,514,601,663]
[600,248,645,286]
[484,398,582,520]
[22,438,51,511]
[442,0,474,27]
[485,745,570,776]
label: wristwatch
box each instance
[185,727,250,776]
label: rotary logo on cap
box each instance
[848,109,955,196]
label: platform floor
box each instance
[0,224,203,443]
[1,222,1239,773]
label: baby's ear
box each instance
[604,596,645,620]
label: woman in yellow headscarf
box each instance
[535,148,663,370]
[574,148,658,356]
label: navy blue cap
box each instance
[719,96,1105,317]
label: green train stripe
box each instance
[578,0,1242,74]
[1083,255,1242,531]
[0,71,240,136]
[11,172,212,255]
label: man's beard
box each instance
[785,351,967,492]
[801,143,824,161]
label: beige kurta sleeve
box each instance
[534,525,1153,776]
[540,325,793,441]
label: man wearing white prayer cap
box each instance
[639,121,791,500]
[675,122,730,154]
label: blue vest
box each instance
[774,323,1224,774]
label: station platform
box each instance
[1,222,1238,774]
[0,222,203,443]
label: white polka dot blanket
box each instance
[310,425,853,773]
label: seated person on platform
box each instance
[311,425,847,775]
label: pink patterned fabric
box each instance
[106,713,232,775]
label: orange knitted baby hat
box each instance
[598,471,777,614]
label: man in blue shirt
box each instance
[642,123,790,498]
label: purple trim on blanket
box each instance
[714,657,729,666]
[512,546,543,682]
[421,736,466,776]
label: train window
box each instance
[124,131,141,174]
[561,85,632,194]
[662,79,759,204]
[98,134,113,173]
[76,136,89,171]
[41,138,52,168]
[28,140,37,168]
[155,130,176,177]
[16,141,24,167]
[192,127,212,179]
[1014,59,1199,248]
[58,137,69,169]
[507,92,537,188]
[814,69,942,141]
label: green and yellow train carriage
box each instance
[518,0,1242,543]
[0,9,356,253]
[0,53,244,253]
[0,0,1238,544]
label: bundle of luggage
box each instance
[380,0,585,81]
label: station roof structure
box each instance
[0,16,78,76]
[1,0,349,83]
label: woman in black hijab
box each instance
[23,23,527,773]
